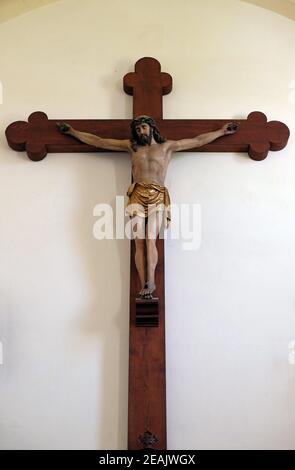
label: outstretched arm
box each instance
[56,122,130,152]
[168,122,239,152]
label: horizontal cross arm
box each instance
[160,111,290,160]
[6,110,290,162]
[5,111,131,161]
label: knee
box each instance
[146,238,157,249]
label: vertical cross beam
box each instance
[124,58,172,450]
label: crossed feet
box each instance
[139,281,156,299]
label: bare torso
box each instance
[128,141,173,186]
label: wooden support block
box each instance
[135,298,159,327]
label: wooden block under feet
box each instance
[135,298,159,327]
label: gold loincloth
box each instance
[125,180,171,229]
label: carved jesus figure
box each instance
[57,116,238,299]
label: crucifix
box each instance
[5,57,290,450]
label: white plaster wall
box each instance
[0,0,294,449]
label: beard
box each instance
[137,133,152,146]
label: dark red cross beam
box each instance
[5,57,290,451]
[5,58,289,162]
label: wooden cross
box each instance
[5,57,290,451]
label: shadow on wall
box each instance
[0,0,61,25]
[240,0,295,22]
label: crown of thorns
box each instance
[130,115,157,129]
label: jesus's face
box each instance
[135,123,152,145]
